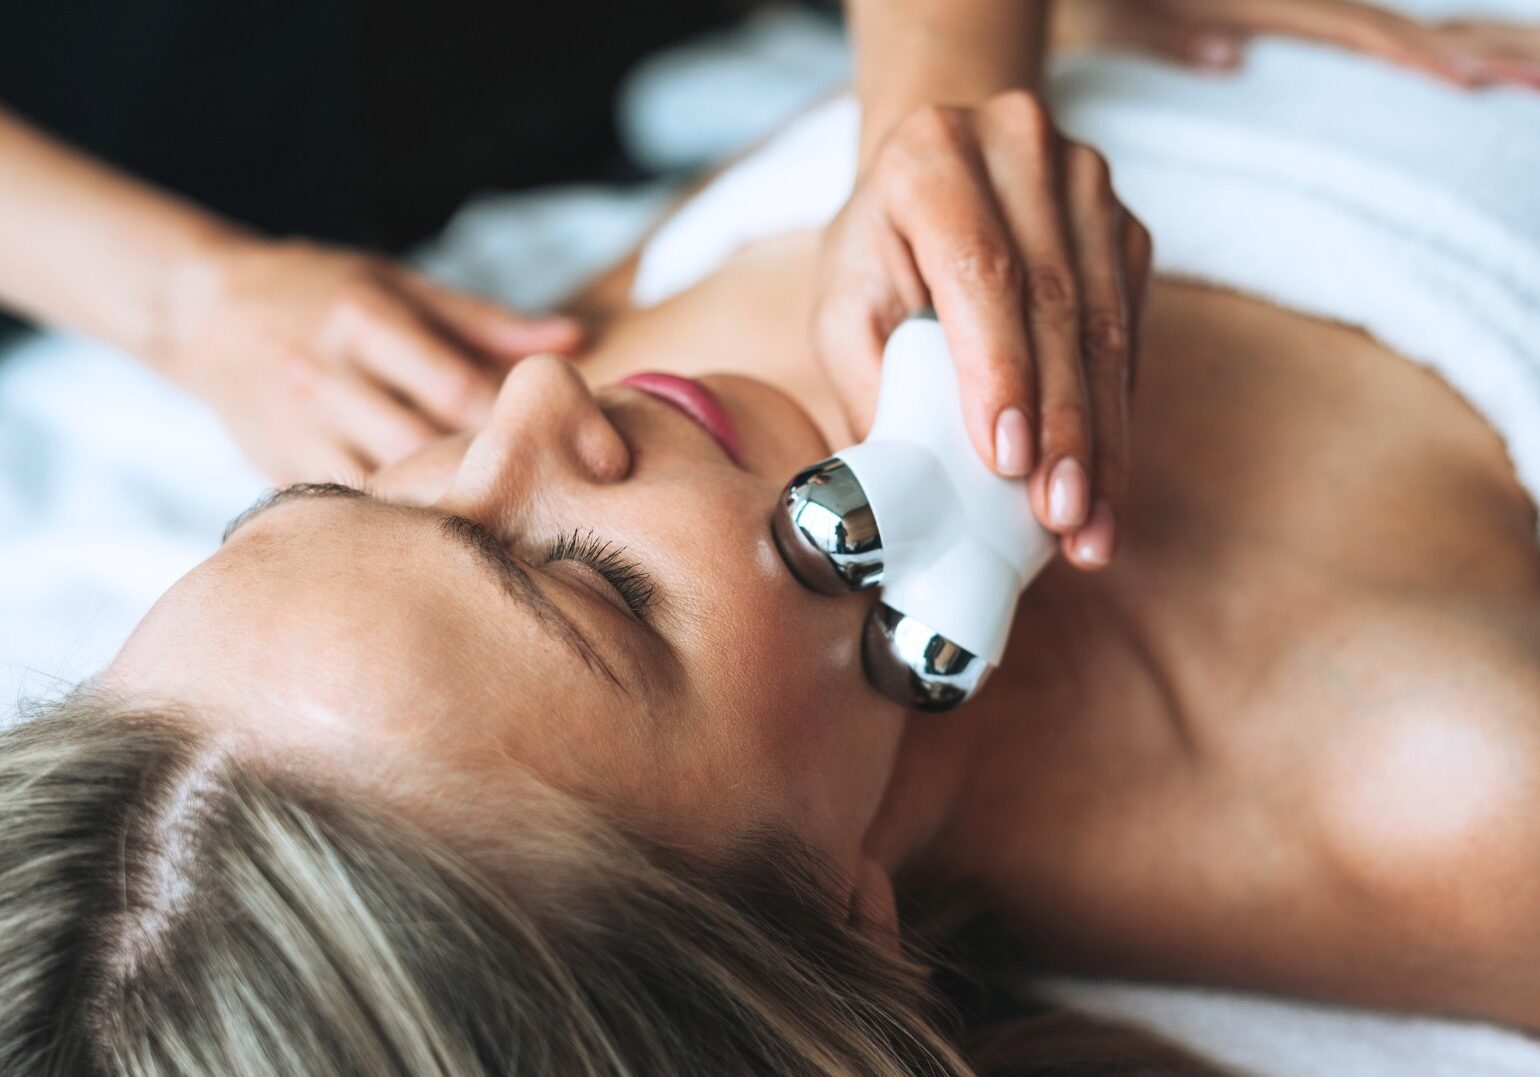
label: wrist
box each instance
[145,221,256,383]
[850,0,1049,168]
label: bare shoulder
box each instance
[1220,583,1540,1025]
[964,280,1540,1022]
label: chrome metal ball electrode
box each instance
[771,458,884,594]
[771,312,1056,712]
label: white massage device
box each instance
[773,313,1057,710]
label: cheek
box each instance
[620,477,904,842]
[608,467,878,730]
[716,593,906,852]
[658,473,872,716]
[707,553,878,762]
[740,592,864,715]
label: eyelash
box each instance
[543,529,656,618]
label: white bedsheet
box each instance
[0,333,261,708]
[3,5,1538,1073]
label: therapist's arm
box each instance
[848,0,1049,165]
[0,105,237,368]
[820,1,1148,570]
[1067,0,1540,89]
[0,105,580,482]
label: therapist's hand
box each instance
[814,91,1151,569]
[158,238,583,483]
[1079,0,1540,89]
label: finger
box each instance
[1480,53,1540,90]
[1174,0,1539,90]
[822,310,886,442]
[879,105,1038,478]
[338,295,500,430]
[977,95,1093,530]
[311,439,372,485]
[314,372,443,471]
[1184,28,1251,71]
[1094,1,1251,72]
[879,222,931,319]
[1366,27,1485,87]
[1062,502,1117,572]
[268,435,371,487]
[831,223,931,438]
[1063,151,1135,570]
[815,212,926,440]
[1225,0,1480,86]
[1123,213,1155,393]
[811,264,890,440]
[398,275,585,364]
[1443,25,1540,89]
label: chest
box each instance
[943,282,1540,923]
[1111,281,1540,721]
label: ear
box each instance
[848,855,902,952]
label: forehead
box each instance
[104,499,593,767]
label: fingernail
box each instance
[1047,457,1090,530]
[994,406,1033,476]
[527,315,584,340]
[1449,55,1485,83]
[530,314,579,330]
[1194,33,1241,69]
[1073,501,1116,568]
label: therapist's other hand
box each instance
[815,91,1151,570]
[1083,0,1540,90]
[158,238,583,483]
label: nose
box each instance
[436,355,631,519]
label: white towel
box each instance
[1051,37,1540,518]
[634,10,1540,520]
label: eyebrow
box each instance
[223,483,631,695]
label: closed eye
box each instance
[542,529,656,620]
[222,483,641,695]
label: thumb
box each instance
[814,301,886,443]
[402,277,587,365]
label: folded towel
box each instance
[1052,36,1540,521]
[634,16,1540,523]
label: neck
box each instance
[859,563,1187,884]
[861,707,985,875]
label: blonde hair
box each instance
[0,691,966,1076]
[0,692,1221,1077]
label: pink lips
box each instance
[618,373,743,465]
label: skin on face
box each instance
[104,356,909,884]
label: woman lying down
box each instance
[8,1,1540,1073]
